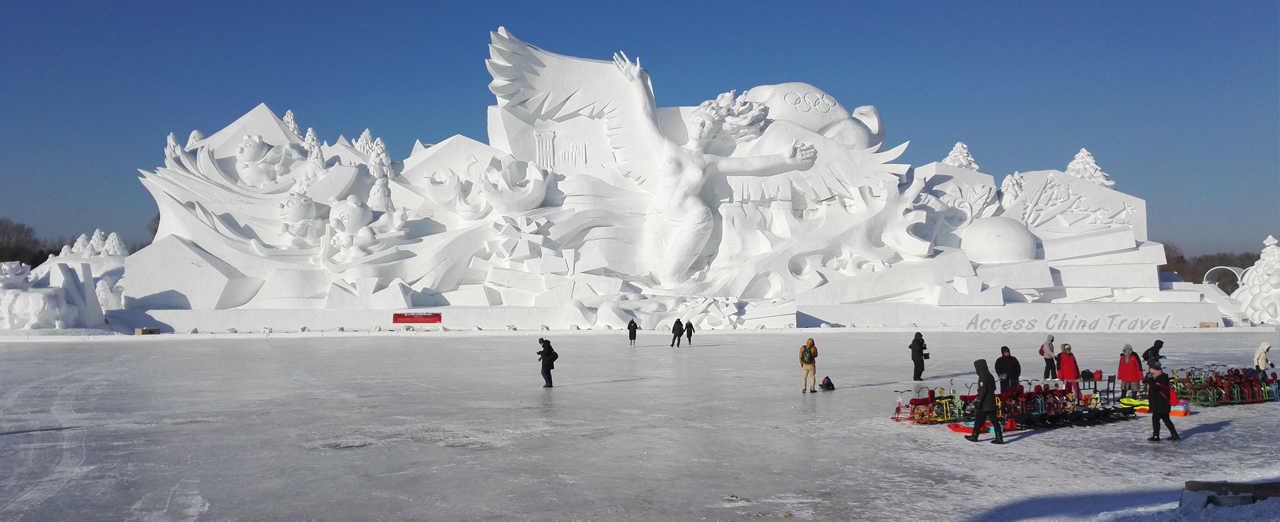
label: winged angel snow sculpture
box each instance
[487,28,931,296]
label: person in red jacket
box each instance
[1117,344,1144,399]
[1058,343,1081,401]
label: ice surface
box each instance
[1,329,1277,521]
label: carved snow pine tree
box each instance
[283,110,301,137]
[941,142,979,171]
[1064,148,1115,188]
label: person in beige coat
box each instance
[1041,334,1057,380]
[799,338,818,393]
[1255,342,1273,372]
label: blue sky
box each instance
[1,1,1275,255]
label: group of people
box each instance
[622,318,698,348]
[539,319,699,387]
[1033,336,1166,400]
[539,328,1277,445]
[965,337,1180,444]
[922,335,1171,399]
[667,319,695,347]
[910,333,1267,444]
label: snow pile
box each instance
[1100,495,1280,522]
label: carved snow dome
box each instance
[960,217,1037,264]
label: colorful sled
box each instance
[947,418,1017,434]
[1120,397,1190,415]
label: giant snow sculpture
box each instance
[118,28,1225,331]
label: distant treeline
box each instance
[1157,243,1259,294]
[0,216,158,267]
[0,218,61,267]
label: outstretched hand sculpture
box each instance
[611,52,817,286]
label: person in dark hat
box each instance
[1143,362,1179,442]
[909,332,928,381]
[965,359,1004,444]
[1141,340,1165,369]
[994,346,1021,394]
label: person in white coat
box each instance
[1255,342,1274,372]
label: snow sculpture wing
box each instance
[488,27,661,187]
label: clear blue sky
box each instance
[1,1,1275,255]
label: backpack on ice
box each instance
[801,347,814,364]
[820,376,834,390]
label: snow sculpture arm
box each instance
[709,138,815,176]
[608,51,672,176]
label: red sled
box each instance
[948,418,1017,434]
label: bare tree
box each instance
[0,218,50,265]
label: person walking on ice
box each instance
[965,359,1004,444]
[537,338,558,388]
[627,319,639,347]
[799,338,818,393]
[670,320,685,347]
[909,332,928,381]
[1143,362,1178,441]
[1040,334,1057,380]
[684,320,695,345]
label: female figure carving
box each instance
[612,53,816,286]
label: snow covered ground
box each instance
[1,328,1277,521]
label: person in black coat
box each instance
[1141,340,1165,369]
[909,332,927,381]
[670,320,685,347]
[965,359,1004,444]
[627,319,639,346]
[1143,363,1179,441]
[537,338,558,388]
[685,320,695,345]
[994,346,1021,394]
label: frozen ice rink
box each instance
[1,329,1277,521]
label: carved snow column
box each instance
[534,130,556,169]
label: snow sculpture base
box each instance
[105,302,797,334]
[798,302,1222,331]
[102,300,1223,334]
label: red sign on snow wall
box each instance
[392,313,442,324]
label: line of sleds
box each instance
[1169,367,1279,407]
[893,368,1279,436]
[945,405,1142,434]
[892,378,1142,433]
